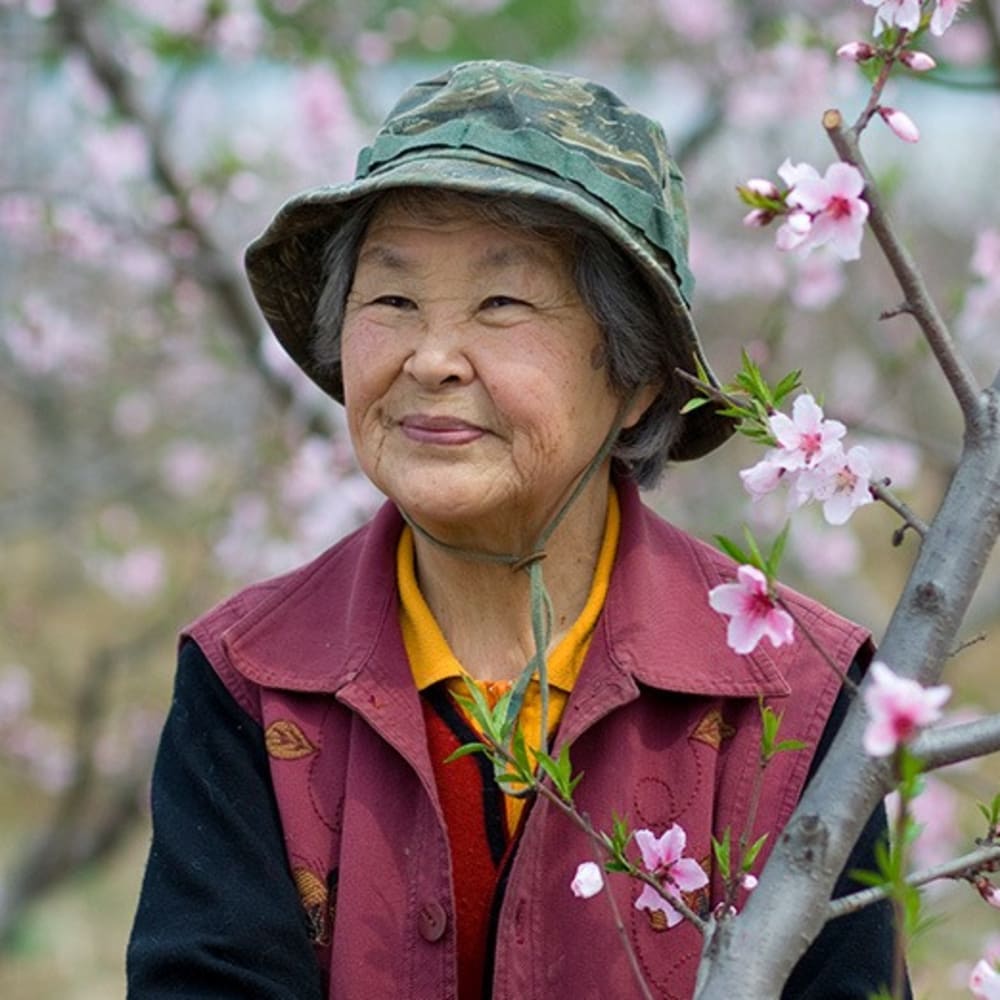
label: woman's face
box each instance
[340,200,649,548]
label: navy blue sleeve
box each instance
[782,657,911,1000]
[126,640,323,1000]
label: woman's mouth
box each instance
[398,414,486,445]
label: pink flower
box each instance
[768,393,847,472]
[862,661,951,757]
[931,0,967,37]
[778,158,820,190]
[790,252,846,311]
[899,50,937,72]
[879,106,920,143]
[741,873,759,891]
[633,824,709,928]
[775,210,814,251]
[739,454,786,499]
[971,228,1000,281]
[971,958,1000,1000]
[708,564,795,655]
[836,41,876,62]
[886,775,961,871]
[788,161,869,261]
[806,444,875,525]
[861,0,922,34]
[570,861,604,899]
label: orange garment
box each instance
[398,488,620,832]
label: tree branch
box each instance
[869,478,928,542]
[695,380,1000,998]
[50,0,329,431]
[822,109,983,428]
[0,624,168,946]
[913,714,1000,771]
[827,843,1000,920]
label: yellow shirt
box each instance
[399,489,620,830]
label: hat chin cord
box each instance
[397,398,633,766]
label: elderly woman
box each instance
[127,61,902,999]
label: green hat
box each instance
[245,59,732,461]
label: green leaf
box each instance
[742,833,768,870]
[848,867,888,888]
[712,829,732,881]
[766,521,791,579]
[742,525,766,573]
[535,750,569,799]
[679,396,711,414]
[714,534,751,565]
[759,702,782,760]
[772,369,802,406]
[495,772,532,787]
[510,727,533,779]
[443,742,490,764]
[773,739,808,755]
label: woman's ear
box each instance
[621,384,660,430]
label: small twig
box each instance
[674,367,745,412]
[868,478,928,543]
[824,109,983,428]
[775,596,861,697]
[827,843,1000,920]
[853,31,908,132]
[531,786,659,997]
[878,304,913,321]
[478,737,662,997]
[950,632,988,658]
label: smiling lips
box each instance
[399,414,486,445]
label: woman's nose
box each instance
[402,315,475,388]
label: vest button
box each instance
[417,900,448,942]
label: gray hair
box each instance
[313,189,690,487]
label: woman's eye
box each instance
[480,295,528,310]
[371,295,416,310]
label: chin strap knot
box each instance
[510,551,547,574]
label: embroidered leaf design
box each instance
[689,708,735,750]
[293,867,328,909]
[265,720,317,760]
[292,867,331,945]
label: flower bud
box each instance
[836,41,875,62]
[878,106,920,143]
[743,208,774,228]
[976,878,1000,910]
[745,177,782,200]
[741,873,759,891]
[570,861,604,899]
[899,50,937,72]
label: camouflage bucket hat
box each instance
[245,59,733,462]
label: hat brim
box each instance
[244,152,733,462]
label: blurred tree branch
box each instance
[51,0,331,436]
[0,623,171,947]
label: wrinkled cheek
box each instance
[347,407,389,483]
[507,427,560,486]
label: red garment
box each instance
[186,479,870,1000]
[422,688,515,999]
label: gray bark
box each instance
[695,374,1000,998]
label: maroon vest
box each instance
[186,481,869,999]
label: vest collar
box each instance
[218,479,789,701]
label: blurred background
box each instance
[1,0,998,996]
